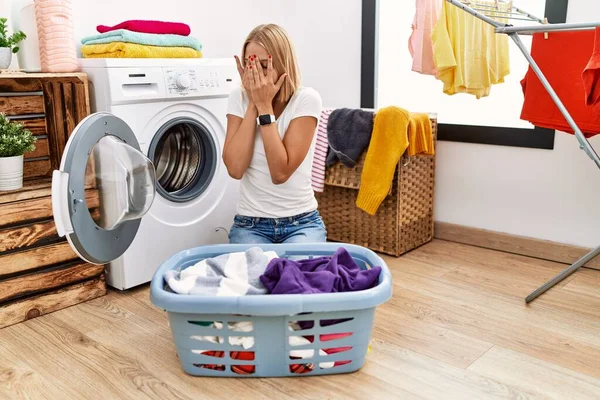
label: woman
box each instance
[223,23,326,244]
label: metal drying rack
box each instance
[446,0,600,303]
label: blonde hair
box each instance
[242,24,300,103]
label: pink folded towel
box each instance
[311,109,332,193]
[97,20,191,36]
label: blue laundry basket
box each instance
[150,242,392,377]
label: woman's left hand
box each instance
[247,55,287,114]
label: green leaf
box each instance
[0,113,37,157]
[0,20,26,52]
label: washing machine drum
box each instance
[149,118,217,203]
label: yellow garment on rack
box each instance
[356,106,410,215]
[408,113,434,156]
[431,0,510,98]
[81,42,202,58]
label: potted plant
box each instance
[0,113,36,191]
[0,17,26,69]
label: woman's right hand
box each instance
[234,55,245,81]
[235,56,252,95]
[225,56,260,180]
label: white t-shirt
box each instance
[226,85,323,218]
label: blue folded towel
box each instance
[81,29,202,51]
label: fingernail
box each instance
[268,55,272,59]
[249,66,252,69]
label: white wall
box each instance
[2,0,362,108]
[9,0,598,248]
[377,0,600,248]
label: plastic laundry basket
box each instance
[150,242,392,377]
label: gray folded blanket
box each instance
[325,108,374,168]
[164,247,278,296]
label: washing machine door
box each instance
[51,112,157,265]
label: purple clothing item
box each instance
[259,247,382,295]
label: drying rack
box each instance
[446,0,600,303]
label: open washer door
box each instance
[52,112,157,265]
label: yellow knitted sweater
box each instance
[356,106,411,215]
[408,113,435,156]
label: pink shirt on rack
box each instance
[409,0,442,76]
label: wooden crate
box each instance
[0,73,90,180]
[0,73,104,329]
[0,179,106,329]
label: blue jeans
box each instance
[228,210,327,244]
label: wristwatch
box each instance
[257,114,276,125]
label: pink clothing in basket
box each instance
[409,0,442,75]
[311,109,332,193]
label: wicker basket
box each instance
[316,118,437,257]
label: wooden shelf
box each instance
[0,178,52,204]
[0,74,90,181]
[0,74,105,330]
[0,72,87,80]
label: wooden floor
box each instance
[1,240,600,399]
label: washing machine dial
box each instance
[176,73,191,90]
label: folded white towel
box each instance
[164,247,278,296]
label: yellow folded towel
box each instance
[81,42,202,58]
[408,113,435,156]
[356,106,411,215]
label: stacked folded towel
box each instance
[97,20,191,36]
[81,20,202,59]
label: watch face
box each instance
[259,115,273,125]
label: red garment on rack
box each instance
[520,30,600,138]
[582,27,600,115]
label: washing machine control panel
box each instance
[165,67,233,98]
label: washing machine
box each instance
[61,58,241,290]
